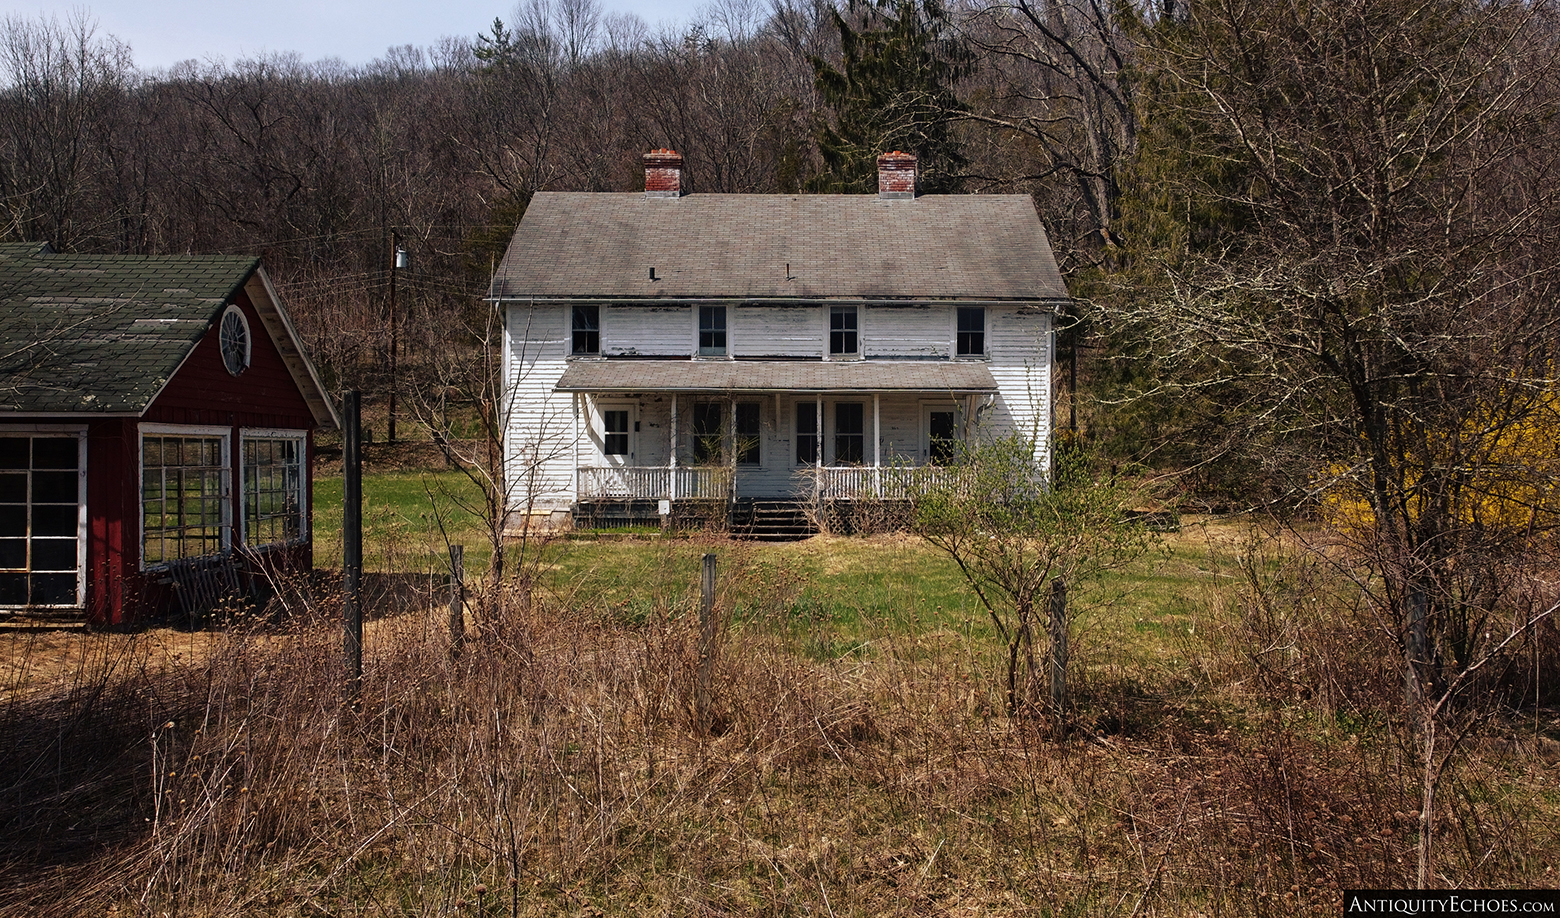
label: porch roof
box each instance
[555,359,998,394]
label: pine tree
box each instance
[809,0,972,194]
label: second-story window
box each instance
[698,305,727,356]
[829,306,858,356]
[956,307,985,357]
[572,305,599,355]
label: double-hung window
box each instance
[602,409,630,457]
[698,306,727,356]
[735,403,761,465]
[242,431,306,548]
[693,403,723,463]
[796,402,819,465]
[834,403,864,464]
[572,305,600,355]
[956,306,986,357]
[829,306,858,356]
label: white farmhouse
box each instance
[492,150,1068,536]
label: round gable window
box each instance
[220,306,251,376]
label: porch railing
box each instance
[804,465,972,501]
[578,466,734,500]
[578,464,969,501]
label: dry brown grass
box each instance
[0,533,1555,917]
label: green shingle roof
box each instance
[0,246,259,414]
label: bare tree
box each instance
[955,0,1136,265]
[1113,0,1560,886]
[0,12,132,250]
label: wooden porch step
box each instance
[734,500,816,542]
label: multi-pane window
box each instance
[829,306,858,355]
[834,403,864,464]
[243,435,305,547]
[603,409,630,456]
[735,403,761,465]
[693,403,723,463]
[142,433,228,565]
[698,306,727,356]
[572,305,600,355]
[0,434,83,607]
[796,402,819,465]
[956,306,986,356]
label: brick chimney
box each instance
[644,149,684,197]
[877,151,916,199]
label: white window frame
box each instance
[240,428,308,549]
[696,305,729,357]
[138,423,232,570]
[0,426,87,609]
[954,306,987,359]
[570,303,601,356]
[827,305,861,359]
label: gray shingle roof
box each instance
[556,359,998,393]
[492,193,1067,302]
[0,247,258,414]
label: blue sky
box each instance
[14,0,707,73]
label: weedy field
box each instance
[1,467,1557,916]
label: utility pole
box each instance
[388,231,407,443]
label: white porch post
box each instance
[670,394,679,500]
[814,396,823,503]
[572,393,581,501]
[873,393,882,498]
[728,396,738,501]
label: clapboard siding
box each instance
[504,306,573,509]
[734,305,819,358]
[603,304,690,356]
[863,304,947,358]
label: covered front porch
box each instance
[556,359,999,519]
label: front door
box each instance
[924,405,961,464]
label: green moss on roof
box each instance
[0,246,259,414]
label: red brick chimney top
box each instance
[877,151,917,199]
[645,149,684,197]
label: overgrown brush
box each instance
[0,530,1555,916]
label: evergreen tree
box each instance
[809,0,972,194]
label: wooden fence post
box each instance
[1048,576,1069,717]
[449,544,465,659]
[697,553,718,734]
[343,390,363,709]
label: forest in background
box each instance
[0,0,1134,417]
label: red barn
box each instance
[0,243,337,627]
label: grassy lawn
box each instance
[313,467,493,577]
